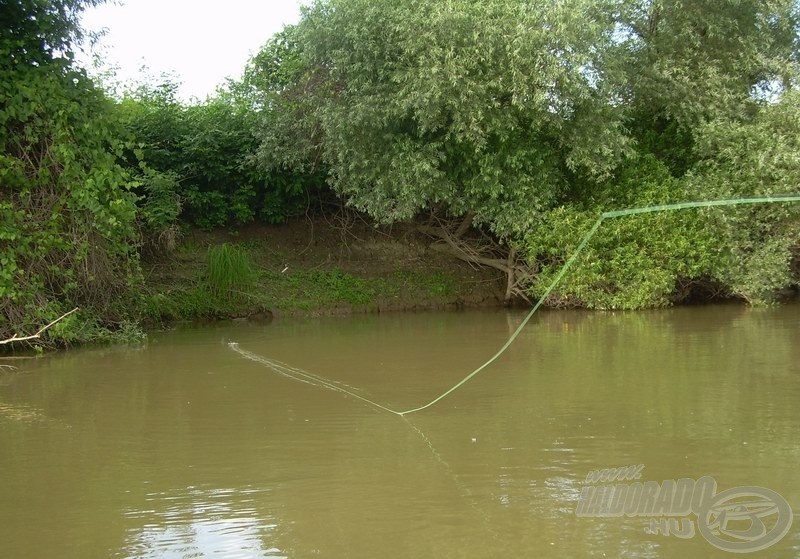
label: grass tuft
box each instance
[206,244,256,300]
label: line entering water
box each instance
[229,194,800,416]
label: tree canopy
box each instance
[250,0,800,306]
[0,0,104,64]
[255,0,639,236]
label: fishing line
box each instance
[249,352,366,393]
[229,342,404,415]
[231,341,500,527]
[230,194,800,416]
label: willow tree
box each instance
[252,0,800,305]
[524,0,800,308]
[250,0,634,300]
[686,91,800,303]
[617,0,800,175]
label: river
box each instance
[0,305,798,558]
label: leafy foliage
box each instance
[0,0,104,65]
[117,83,318,231]
[4,0,800,347]
[686,90,800,303]
[254,0,633,236]
[616,0,799,126]
[526,156,724,309]
[1,0,142,344]
[616,0,799,178]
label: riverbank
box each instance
[140,217,505,325]
[6,215,794,352]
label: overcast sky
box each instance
[79,0,307,101]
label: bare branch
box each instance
[453,213,474,239]
[419,220,537,303]
[0,308,79,346]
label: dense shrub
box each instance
[524,156,724,309]
[1,0,142,344]
[117,84,318,231]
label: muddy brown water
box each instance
[0,305,798,558]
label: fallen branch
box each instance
[0,308,79,346]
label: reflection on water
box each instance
[0,305,797,558]
[122,486,284,559]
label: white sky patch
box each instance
[79,0,306,101]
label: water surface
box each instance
[0,305,798,558]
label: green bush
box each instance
[1,4,142,344]
[117,86,319,230]
[523,156,723,309]
[137,168,182,252]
